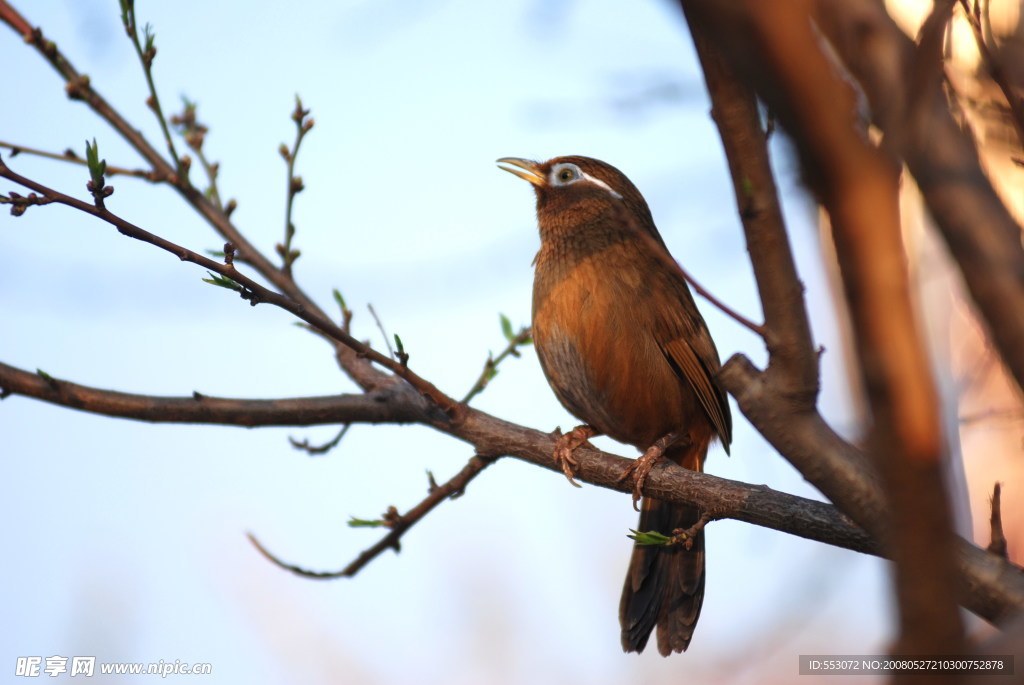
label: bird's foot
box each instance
[671,513,712,551]
[617,432,682,511]
[551,424,598,488]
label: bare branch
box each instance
[682,1,1018,642]
[0,2,390,392]
[0,361,424,426]
[0,141,166,181]
[277,96,312,275]
[290,424,352,456]
[817,0,1024,397]
[0,356,877,558]
[956,0,1024,147]
[249,454,498,579]
[461,319,532,404]
[0,156,462,418]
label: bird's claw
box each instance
[552,424,597,488]
[618,442,666,511]
[671,514,711,550]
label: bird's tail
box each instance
[619,447,706,656]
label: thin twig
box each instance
[279,97,312,275]
[247,454,498,579]
[170,99,223,210]
[367,304,395,359]
[120,0,181,171]
[0,141,166,181]
[0,2,385,394]
[289,423,351,456]
[0,156,462,417]
[956,0,1024,149]
[461,324,533,404]
[675,260,766,336]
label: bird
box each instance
[497,155,732,656]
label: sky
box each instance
[0,1,900,683]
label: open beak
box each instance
[496,157,545,186]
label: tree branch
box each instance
[249,454,498,579]
[682,3,886,538]
[682,1,1022,638]
[817,0,1024,397]
[0,356,876,557]
[0,361,425,426]
[737,0,963,655]
[0,0,389,392]
[0,154,461,419]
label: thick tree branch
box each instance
[817,0,1024,396]
[736,0,963,656]
[4,0,1023,647]
[0,356,874,556]
[682,2,1020,641]
[683,4,886,538]
[684,7,819,400]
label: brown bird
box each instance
[497,155,732,656]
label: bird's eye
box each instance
[552,164,580,185]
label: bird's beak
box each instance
[496,157,544,186]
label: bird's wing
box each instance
[643,237,733,452]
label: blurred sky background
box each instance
[0,1,919,683]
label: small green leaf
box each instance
[35,369,54,382]
[627,529,674,546]
[348,517,385,528]
[84,138,106,182]
[206,249,225,258]
[499,313,514,341]
[393,334,405,356]
[332,288,347,310]
[118,0,131,27]
[202,271,239,290]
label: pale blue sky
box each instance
[2,1,890,683]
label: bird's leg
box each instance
[551,424,599,488]
[617,431,684,510]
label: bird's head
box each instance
[497,156,660,245]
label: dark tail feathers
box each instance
[619,496,705,655]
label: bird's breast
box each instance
[532,242,704,449]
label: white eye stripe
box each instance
[549,163,624,200]
[579,171,622,200]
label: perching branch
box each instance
[0,356,876,558]
[4,0,1024,644]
